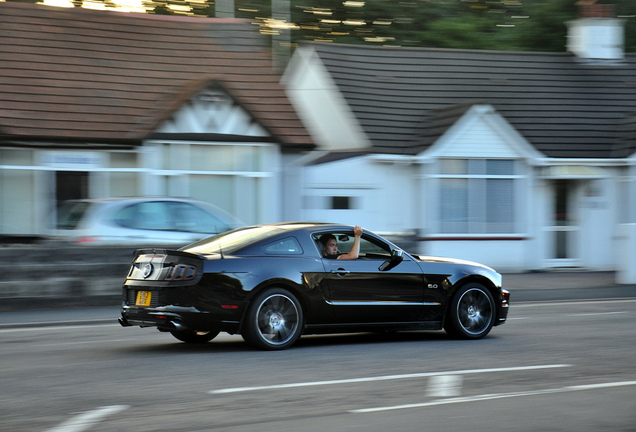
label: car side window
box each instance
[114,202,173,231]
[113,204,141,229]
[313,232,392,259]
[263,237,303,255]
[170,202,228,233]
[358,236,392,259]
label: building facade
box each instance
[283,13,636,273]
[0,3,313,237]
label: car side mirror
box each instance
[378,249,403,271]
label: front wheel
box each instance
[444,283,495,339]
[242,288,303,350]
[170,329,219,344]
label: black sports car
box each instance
[119,223,509,350]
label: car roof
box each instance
[251,222,355,232]
[62,197,209,205]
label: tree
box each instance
[6,0,635,52]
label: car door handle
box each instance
[331,269,350,276]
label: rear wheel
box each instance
[444,283,495,339]
[242,288,303,350]
[170,329,219,344]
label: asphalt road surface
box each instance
[2,298,636,432]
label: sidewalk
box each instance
[502,270,619,290]
[502,271,636,303]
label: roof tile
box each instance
[0,2,313,150]
[311,42,636,158]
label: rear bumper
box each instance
[120,304,241,334]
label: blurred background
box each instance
[1,0,636,305]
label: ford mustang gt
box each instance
[119,223,509,350]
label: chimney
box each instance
[566,1,625,62]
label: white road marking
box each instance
[209,364,570,394]
[0,324,120,334]
[38,339,135,347]
[509,311,629,321]
[565,311,628,317]
[426,375,463,398]
[350,380,636,414]
[513,298,636,308]
[43,405,129,432]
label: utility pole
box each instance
[272,0,291,71]
[215,0,234,18]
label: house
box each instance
[282,7,636,273]
[0,2,313,237]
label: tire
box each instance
[242,288,303,350]
[444,283,495,339]
[170,329,219,344]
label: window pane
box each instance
[117,202,174,231]
[440,159,467,175]
[332,196,350,209]
[263,237,303,255]
[170,202,229,233]
[486,179,514,233]
[441,179,468,233]
[190,145,234,171]
[487,159,515,175]
[358,237,391,257]
[190,175,234,215]
[468,159,486,175]
[234,146,256,171]
[439,159,518,234]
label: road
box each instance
[1,298,636,432]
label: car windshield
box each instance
[181,226,286,255]
[56,201,92,229]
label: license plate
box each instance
[135,291,152,306]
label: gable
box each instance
[157,87,269,137]
[422,105,544,160]
[283,46,371,151]
[0,2,313,150]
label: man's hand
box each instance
[353,225,363,238]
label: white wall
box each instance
[302,156,417,233]
[282,48,371,152]
[425,240,526,273]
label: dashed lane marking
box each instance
[43,405,129,432]
[209,364,570,395]
[350,380,636,413]
[426,374,463,398]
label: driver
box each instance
[319,225,363,260]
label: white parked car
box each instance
[54,197,242,245]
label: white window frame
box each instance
[434,158,525,236]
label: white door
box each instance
[544,180,582,267]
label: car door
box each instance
[318,234,432,324]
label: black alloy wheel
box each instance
[444,283,495,339]
[170,329,220,344]
[242,288,303,350]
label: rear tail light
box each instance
[164,264,197,281]
[74,236,100,243]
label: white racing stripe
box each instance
[350,380,636,413]
[209,364,570,394]
[43,405,129,432]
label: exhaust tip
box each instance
[170,321,185,331]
